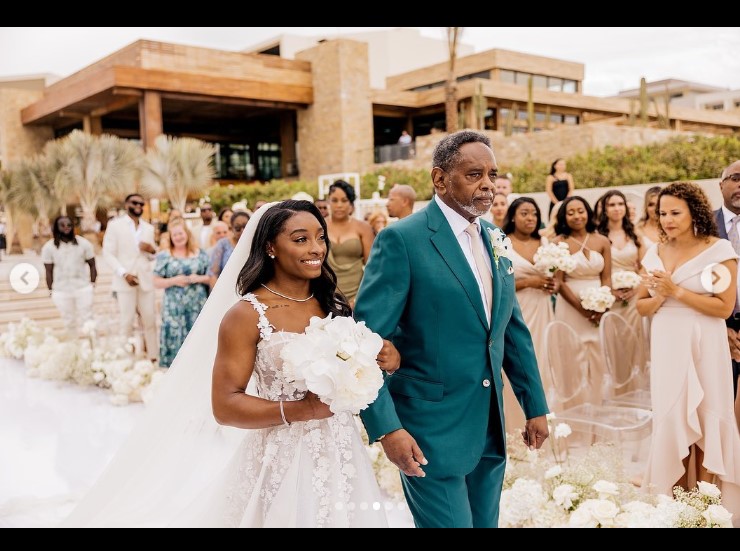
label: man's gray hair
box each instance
[432,130,491,172]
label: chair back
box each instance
[545,320,589,405]
[600,312,641,393]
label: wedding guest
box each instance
[208,221,230,253]
[481,192,508,227]
[158,209,182,250]
[153,218,210,368]
[636,186,662,249]
[314,199,329,219]
[209,211,249,285]
[192,203,214,251]
[502,198,556,430]
[553,196,612,404]
[103,194,159,362]
[386,184,416,220]
[253,200,268,212]
[627,201,638,225]
[218,207,233,227]
[637,182,740,521]
[494,176,520,204]
[714,160,740,418]
[367,210,388,235]
[326,180,374,306]
[597,190,646,356]
[546,158,575,216]
[42,216,97,337]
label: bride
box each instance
[63,201,394,527]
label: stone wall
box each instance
[296,39,374,180]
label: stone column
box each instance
[139,91,162,149]
[296,39,374,180]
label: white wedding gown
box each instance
[183,294,388,528]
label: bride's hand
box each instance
[301,392,333,421]
[377,340,401,374]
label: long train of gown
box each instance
[503,243,554,432]
[186,294,387,527]
[554,241,606,405]
[642,241,740,523]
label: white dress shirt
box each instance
[434,195,492,322]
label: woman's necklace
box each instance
[261,283,314,302]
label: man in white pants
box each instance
[42,216,97,337]
[103,194,159,362]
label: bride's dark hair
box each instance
[236,200,351,317]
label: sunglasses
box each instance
[232,225,246,232]
[130,201,145,207]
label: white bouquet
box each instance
[579,286,616,313]
[611,270,642,290]
[533,242,576,276]
[280,315,384,414]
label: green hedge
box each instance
[204,135,740,208]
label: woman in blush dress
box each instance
[637,183,740,523]
[636,186,662,250]
[502,198,557,431]
[597,190,646,360]
[552,196,612,404]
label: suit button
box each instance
[488,339,493,347]
[483,379,491,388]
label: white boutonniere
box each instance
[487,228,512,269]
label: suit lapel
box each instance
[480,224,502,334]
[716,209,728,240]
[427,202,488,330]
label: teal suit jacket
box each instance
[355,200,548,478]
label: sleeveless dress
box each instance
[554,236,607,404]
[502,239,555,431]
[195,294,388,527]
[328,239,364,303]
[642,240,740,522]
[549,178,570,215]
[611,240,647,369]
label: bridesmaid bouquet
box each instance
[533,242,577,276]
[280,315,384,414]
[611,271,642,307]
[579,286,616,325]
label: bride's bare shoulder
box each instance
[220,301,260,339]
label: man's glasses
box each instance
[722,173,740,184]
[130,201,145,207]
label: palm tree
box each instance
[57,130,143,233]
[0,169,24,254]
[140,135,216,212]
[445,27,463,133]
[13,155,64,239]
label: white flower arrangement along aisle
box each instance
[0,317,162,405]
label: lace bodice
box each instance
[241,293,307,402]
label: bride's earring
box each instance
[268,252,275,259]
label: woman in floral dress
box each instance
[154,218,210,367]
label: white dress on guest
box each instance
[642,240,740,523]
[502,241,554,432]
[554,236,606,404]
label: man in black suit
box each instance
[715,160,740,398]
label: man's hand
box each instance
[377,340,401,374]
[380,429,427,477]
[139,242,156,254]
[522,415,549,450]
[124,273,139,287]
[728,328,740,362]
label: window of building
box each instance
[515,71,531,86]
[707,103,724,110]
[550,113,564,124]
[670,93,684,100]
[256,142,281,181]
[258,45,280,56]
[533,75,547,89]
[512,126,528,134]
[458,70,490,82]
[535,111,546,122]
[409,80,446,92]
[548,77,563,92]
[484,108,496,130]
[562,80,578,93]
[517,110,529,121]
[564,115,579,125]
[500,70,515,84]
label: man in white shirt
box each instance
[103,194,159,362]
[192,203,214,251]
[41,216,96,337]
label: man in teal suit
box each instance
[355,130,549,528]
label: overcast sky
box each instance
[1,27,738,96]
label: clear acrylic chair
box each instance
[599,311,652,410]
[545,320,652,444]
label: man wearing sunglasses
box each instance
[102,193,159,363]
[715,160,740,404]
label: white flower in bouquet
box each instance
[615,501,658,528]
[611,270,642,290]
[280,315,384,414]
[1,318,46,359]
[579,286,616,313]
[701,504,733,528]
[696,481,721,500]
[533,242,576,276]
[554,422,572,439]
[593,480,619,500]
[569,499,619,528]
[499,478,547,527]
[545,465,562,480]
